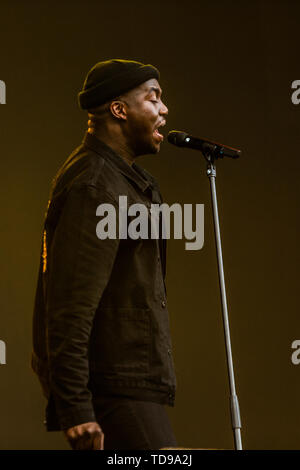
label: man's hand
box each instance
[64,421,104,450]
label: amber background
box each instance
[0,0,299,449]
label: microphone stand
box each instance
[204,150,242,450]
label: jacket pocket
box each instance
[89,307,151,375]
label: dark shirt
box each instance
[31,132,177,431]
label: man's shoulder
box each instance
[51,141,120,197]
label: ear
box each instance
[109,100,127,121]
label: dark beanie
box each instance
[78,59,160,110]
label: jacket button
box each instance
[161,299,166,308]
[167,349,171,355]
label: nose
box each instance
[160,100,168,117]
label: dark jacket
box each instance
[31,132,177,431]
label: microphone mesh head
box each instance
[167,131,188,146]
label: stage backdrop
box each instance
[0,0,299,449]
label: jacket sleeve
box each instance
[45,183,120,430]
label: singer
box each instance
[31,59,177,450]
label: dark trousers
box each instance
[93,396,177,450]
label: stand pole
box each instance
[206,160,242,450]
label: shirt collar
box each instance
[82,132,151,193]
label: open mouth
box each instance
[153,121,166,142]
[154,128,164,140]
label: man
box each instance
[31,59,177,450]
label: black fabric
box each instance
[93,396,177,450]
[78,59,160,109]
[31,132,176,431]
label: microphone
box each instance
[167,130,241,159]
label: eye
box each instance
[150,99,159,104]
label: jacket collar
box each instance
[82,132,153,193]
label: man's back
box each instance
[32,132,176,432]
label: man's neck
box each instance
[87,128,135,167]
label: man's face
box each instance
[122,78,168,156]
